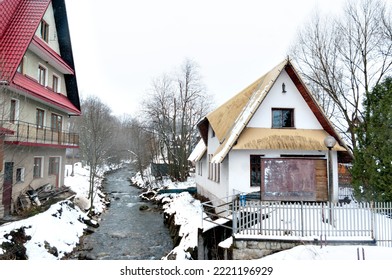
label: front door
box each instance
[49,157,60,187]
[2,162,14,215]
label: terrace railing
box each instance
[1,120,79,147]
[232,199,392,247]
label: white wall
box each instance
[195,69,340,203]
[248,70,322,129]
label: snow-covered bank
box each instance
[0,163,107,259]
[130,170,204,260]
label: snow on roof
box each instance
[188,139,206,163]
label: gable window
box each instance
[250,155,262,187]
[38,65,47,86]
[40,20,49,42]
[36,108,45,128]
[272,108,294,128]
[52,75,59,93]
[33,157,43,178]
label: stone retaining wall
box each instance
[232,238,376,260]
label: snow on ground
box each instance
[1,163,392,261]
[261,244,392,260]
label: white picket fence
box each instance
[233,200,392,247]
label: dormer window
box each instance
[272,108,294,128]
[40,20,49,42]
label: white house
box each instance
[189,59,352,206]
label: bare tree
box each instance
[290,0,392,151]
[77,95,114,213]
[143,59,213,181]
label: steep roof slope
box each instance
[198,59,351,163]
[0,0,80,113]
[0,0,50,81]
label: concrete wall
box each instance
[1,144,66,213]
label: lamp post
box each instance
[324,135,337,203]
[324,135,337,225]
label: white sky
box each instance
[64,0,345,116]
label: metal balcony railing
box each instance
[1,120,79,147]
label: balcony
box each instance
[1,120,79,148]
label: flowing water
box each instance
[78,166,173,260]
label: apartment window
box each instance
[38,65,47,86]
[33,157,43,178]
[36,109,45,128]
[10,99,19,123]
[16,168,25,183]
[40,20,49,42]
[250,155,262,187]
[51,113,62,132]
[52,75,59,93]
[272,108,294,128]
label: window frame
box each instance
[52,74,60,93]
[250,154,263,187]
[10,99,19,123]
[36,108,45,129]
[40,20,49,42]
[38,64,47,86]
[16,167,25,183]
[33,157,44,178]
[272,108,295,128]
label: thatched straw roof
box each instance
[233,128,347,151]
[197,59,352,163]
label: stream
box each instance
[77,166,173,260]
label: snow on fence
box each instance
[232,200,392,247]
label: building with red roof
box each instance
[0,0,81,217]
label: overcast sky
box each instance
[64,0,345,117]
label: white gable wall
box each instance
[248,70,322,129]
[195,68,340,203]
[35,2,61,54]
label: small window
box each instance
[16,168,25,183]
[272,108,294,128]
[38,65,47,86]
[17,57,24,74]
[250,155,262,187]
[34,157,43,178]
[51,113,62,132]
[36,108,45,128]
[52,75,59,92]
[10,99,19,123]
[40,20,49,42]
[197,161,202,176]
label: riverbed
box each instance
[77,167,173,260]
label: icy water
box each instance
[79,167,173,260]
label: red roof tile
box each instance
[0,0,51,81]
[12,72,81,115]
